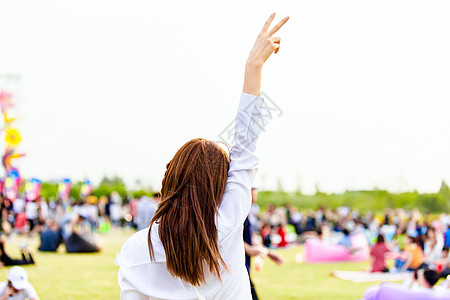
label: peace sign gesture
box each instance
[247,13,289,67]
[243,13,289,96]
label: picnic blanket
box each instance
[332,270,411,283]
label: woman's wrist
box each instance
[245,58,263,70]
[243,60,262,96]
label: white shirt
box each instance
[136,197,158,231]
[39,201,48,220]
[118,92,271,300]
[25,202,38,220]
[13,199,25,214]
[110,203,122,222]
[425,233,445,263]
[0,281,38,300]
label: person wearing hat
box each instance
[0,266,39,300]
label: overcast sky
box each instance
[0,0,449,194]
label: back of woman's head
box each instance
[376,234,385,244]
[148,138,230,286]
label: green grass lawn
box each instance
[0,231,396,299]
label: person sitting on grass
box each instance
[274,223,288,248]
[338,228,363,255]
[0,237,34,267]
[404,268,440,291]
[64,214,101,253]
[424,227,445,269]
[402,234,427,271]
[38,220,62,252]
[438,246,450,278]
[0,266,39,300]
[370,234,390,272]
[338,229,352,248]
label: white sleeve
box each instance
[119,266,149,300]
[121,290,149,300]
[24,284,38,299]
[217,92,271,231]
[0,282,6,297]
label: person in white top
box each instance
[12,198,25,215]
[118,13,289,300]
[136,196,158,232]
[0,266,39,300]
[110,192,123,227]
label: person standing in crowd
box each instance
[25,201,39,235]
[248,187,260,233]
[104,195,111,225]
[0,266,39,300]
[0,195,9,234]
[36,198,48,226]
[118,13,289,299]
[109,192,122,227]
[12,197,25,218]
[152,192,160,205]
[85,197,99,231]
[244,188,284,300]
[128,196,139,229]
[135,194,158,231]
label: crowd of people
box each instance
[0,187,449,298]
[0,191,162,255]
[0,191,162,299]
[246,200,450,293]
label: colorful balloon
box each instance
[3,168,20,201]
[25,178,42,202]
[57,178,71,200]
[80,180,93,198]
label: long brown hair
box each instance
[148,138,230,286]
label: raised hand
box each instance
[247,13,289,66]
[243,13,289,96]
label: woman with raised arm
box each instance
[118,13,289,300]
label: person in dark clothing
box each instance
[305,213,316,232]
[0,239,34,266]
[243,188,284,300]
[243,217,262,300]
[65,232,99,253]
[64,214,101,253]
[105,196,111,222]
[38,221,62,252]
